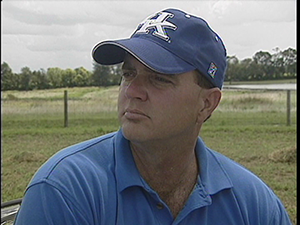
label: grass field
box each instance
[1,85,297,224]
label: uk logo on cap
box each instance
[208,62,218,78]
[135,12,177,42]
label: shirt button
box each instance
[156,202,164,210]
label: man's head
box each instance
[92,8,227,89]
[92,8,226,143]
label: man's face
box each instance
[118,54,206,144]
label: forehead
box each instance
[122,54,155,72]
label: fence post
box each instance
[64,90,68,127]
[286,90,291,126]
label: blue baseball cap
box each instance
[92,8,227,89]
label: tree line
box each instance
[226,47,296,83]
[1,47,296,91]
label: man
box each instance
[14,8,291,225]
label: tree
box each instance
[47,67,64,88]
[61,68,76,87]
[281,48,297,77]
[19,67,32,91]
[226,56,239,83]
[92,62,112,86]
[74,67,92,87]
[240,58,257,81]
[110,64,122,85]
[1,62,19,91]
[252,51,273,80]
[31,69,49,90]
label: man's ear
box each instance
[198,88,222,123]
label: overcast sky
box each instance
[1,0,296,73]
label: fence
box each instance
[223,83,296,126]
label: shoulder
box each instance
[29,131,118,188]
[207,148,291,223]
[17,132,120,224]
[208,149,270,191]
[207,148,274,196]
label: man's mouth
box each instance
[124,109,150,119]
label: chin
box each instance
[121,124,153,143]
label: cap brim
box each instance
[92,38,195,74]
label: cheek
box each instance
[117,88,126,116]
[156,92,201,123]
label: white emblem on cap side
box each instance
[135,12,177,41]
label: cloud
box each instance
[3,18,82,37]
[1,0,296,73]
[3,1,96,26]
[2,1,151,27]
[208,0,296,25]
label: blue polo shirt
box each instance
[14,130,292,225]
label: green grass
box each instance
[1,85,297,224]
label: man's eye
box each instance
[153,75,172,83]
[121,72,135,80]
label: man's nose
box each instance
[124,75,148,101]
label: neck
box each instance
[131,141,197,177]
[130,138,199,218]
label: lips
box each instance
[124,109,150,119]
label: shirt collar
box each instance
[196,138,233,194]
[115,129,145,192]
[114,129,233,194]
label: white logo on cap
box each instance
[135,12,177,41]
